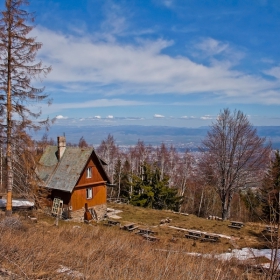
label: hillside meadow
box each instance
[0,203,278,279]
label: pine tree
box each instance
[0,0,51,215]
[130,162,181,211]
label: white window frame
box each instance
[86,188,93,199]
[86,167,92,178]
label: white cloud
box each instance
[154,114,165,118]
[196,38,229,56]
[264,67,280,79]
[106,115,114,119]
[100,2,128,39]
[33,27,280,105]
[189,38,245,68]
[94,115,101,119]
[200,115,214,120]
[56,115,68,119]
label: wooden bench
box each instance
[122,223,139,231]
[105,220,120,226]
[228,221,244,229]
[127,226,139,231]
[228,225,242,229]
[137,228,157,235]
[264,226,278,233]
[185,230,203,240]
[142,234,159,242]
[201,233,220,242]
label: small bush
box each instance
[0,216,25,231]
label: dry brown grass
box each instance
[0,208,270,280]
[108,203,268,251]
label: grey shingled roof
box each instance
[38,146,110,192]
[37,146,59,183]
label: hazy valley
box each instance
[33,124,280,150]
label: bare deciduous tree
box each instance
[78,136,89,148]
[0,0,51,215]
[156,143,169,181]
[96,134,119,184]
[199,108,271,220]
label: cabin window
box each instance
[86,188,93,199]
[86,167,92,178]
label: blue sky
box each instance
[3,0,280,127]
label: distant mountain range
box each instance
[32,125,280,150]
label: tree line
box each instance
[81,109,276,222]
[29,108,280,223]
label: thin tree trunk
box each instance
[110,186,114,199]
[221,195,228,220]
[222,193,232,220]
[6,0,13,216]
[0,148,2,192]
[198,188,204,217]
[117,165,122,200]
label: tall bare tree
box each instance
[200,108,271,220]
[97,134,119,184]
[156,143,169,181]
[0,0,51,215]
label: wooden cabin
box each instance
[38,136,111,219]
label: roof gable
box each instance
[38,146,110,192]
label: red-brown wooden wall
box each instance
[70,157,107,211]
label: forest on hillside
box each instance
[94,135,272,223]
[1,109,278,224]
[32,110,276,224]
[90,109,277,223]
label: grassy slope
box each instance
[107,202,269,252]
[0,204,274,279]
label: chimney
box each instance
[57,136,66,160]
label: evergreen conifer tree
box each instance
[130,162,181,211]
